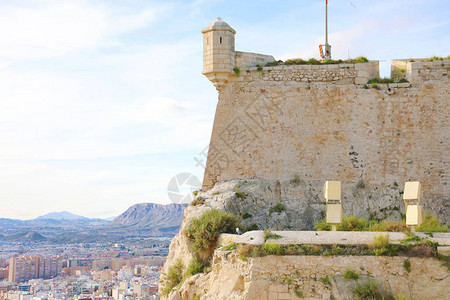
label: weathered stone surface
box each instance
[202,78,449,222]
[165,250,450,299]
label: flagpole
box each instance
[325,0,328,47]
[325,0,331,58]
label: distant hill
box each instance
[4,231,47,242]
[109,203,187,231]
[36,211,87,220]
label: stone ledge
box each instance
[220,231,450,247]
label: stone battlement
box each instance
[238,60,379,85]
[391,58,450,83]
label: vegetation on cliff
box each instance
[184,208,238,253]
[314,213,448,233]
[265,56,369,67]
[236,233,438,259]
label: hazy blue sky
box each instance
[0,0,448,219]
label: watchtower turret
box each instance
[201,17,236,90]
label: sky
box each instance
[0,0,448,220]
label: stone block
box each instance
[355,77,367,84]
[357,70,369,78]
[354,63,368,71]
[410,62,423,69]
[437,246,450,255]
[278,293,291,299]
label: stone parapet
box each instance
[235,51,275,68]
[238,61,379,84]
[391,58,450,83]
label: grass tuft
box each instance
[190,197,205,206]
[234,187,247,199]
[403,259,411,273]
[352,279,382,299]
[263,229,282,241]
[161,259,184,295]
[186,256,204,277]
[184,209,238,253]
[269,203,286,214]
[344,268,359,281]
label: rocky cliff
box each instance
[158,179,450,299]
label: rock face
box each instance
[178,178,406,232]
[159,178,447,298]
[109,203,187,231]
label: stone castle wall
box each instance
[202,61,449,221]
[170,250,450,300]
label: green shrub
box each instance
[233,67,241,76]
[294,288,303,298]
[356,179,365,189]
[192,190,199,196]
[222,243,237,251]
[234,187,247,199]
[339,216,371,231]
[368,77,395,84]
[184,209,239,253]
[264,229,282,241]
[161,259,184,295]
[269,203,286,214]
[186,256,204,276]
[437,253,450,271]
[307,58,320,65]
[322,275,331,285]
[403,259,411,273]
[291,174,301,184]
[352,56,369,63]
[425,56,443,61]
[344,268,359,281]
[266,60,283,66]
[285,58,307,65]
[242,212,252,219]
[190,197,205,206]
[416,212,448,232]
[314,216,410,233]
[398,78,409,83]
[261,243,285,255]
[352,279,382,299]
[373,234,389,256]
[256,64,263,71]
[314,218,331,231]
[370,220,409,232]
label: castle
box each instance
[201,17,449,221]
[159,19,450,299]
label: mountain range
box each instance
[36,211,88,220]
[109,203,187,232]
[0,203,188,243]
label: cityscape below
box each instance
[0,204,186,300]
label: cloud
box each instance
[0,0,170,63]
